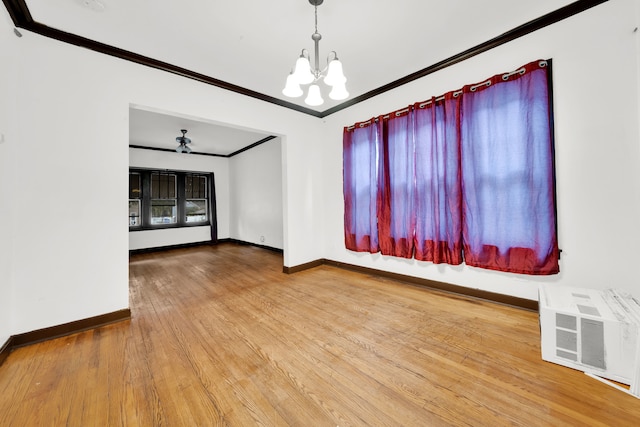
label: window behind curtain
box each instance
[342,59,559,275]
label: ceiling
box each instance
[6,0,602,155]
[129,106,275,157]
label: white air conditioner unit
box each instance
[539,285,640,396]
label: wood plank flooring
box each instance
[1,243,639,426]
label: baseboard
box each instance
[0,336,14,367]
[283,258,326,274]
[8,309,132,351]
[284,258,538,311]
[129,240,213,255]
[130,239,284,256]
[222,238,284,254]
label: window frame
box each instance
[185,175,208,223]
[129,172,142,227]
[129,168,212,231]
[150,172,178,225]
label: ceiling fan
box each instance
[175,129,192,153]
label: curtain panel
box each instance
[413,93,464,265]
[208,172,218,244]
[460,61,559,274]
[343,119,382,253]
[378,109,416,258]
[342,59,559,275]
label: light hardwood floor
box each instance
[1,243,639,426]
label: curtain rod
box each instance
[347,60,547,131]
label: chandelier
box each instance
[282,0,348,106]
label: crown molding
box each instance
[129,135,276,158]
[3,0,609,118]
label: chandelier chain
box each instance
[314,4,318,34]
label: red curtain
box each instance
[343,119,382,253]
[378,110,415,258]
[413,94,464,265]
[460,61,559,274]
[375,94,465,263]
[342,59,559,275]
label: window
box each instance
[129,169,212,230]
[129,172,141,226]
[185,175,208,223]
[151,173,177,224]
[343,60,559,275]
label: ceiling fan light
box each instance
[282,73,303,98]
[305,84,324,106]
[175,129,192,153]
[293,56,314,85]
[324,58,346,86]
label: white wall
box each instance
[128,147,230,250]
[0,11,16,344]
[3,0,637,340]
[2,8,324,335]
[322,0,640,301]
[229,138,284,249]
[7,31,131,334]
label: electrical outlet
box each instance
[260,236,265,243]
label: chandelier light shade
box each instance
[282,0,348,106]
[329,82,349,100]
[305,84,324,106]
[293,54,315,85]
[282,73,303,97]
[324,57,346,86]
